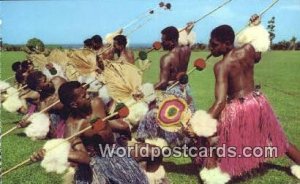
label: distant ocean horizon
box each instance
[54,43,153,49]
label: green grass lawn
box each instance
[1,51,300,184]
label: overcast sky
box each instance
[1,0,299,45]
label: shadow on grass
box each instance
[1,120,20,125]
[163,161,199,175]
[163,161,204,184]
[16,132,27,137]
[229,163,293,183]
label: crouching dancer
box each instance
[18,71,67,139]
[31,81,168,184]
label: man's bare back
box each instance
[155,46,191,90]
[209,42,258,119]
[217,44,256,99]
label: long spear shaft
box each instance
[179,0,233,33]
[0,111,118,177]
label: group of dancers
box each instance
[1,12,300,184]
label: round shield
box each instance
[156,95,191,132]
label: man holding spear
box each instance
[30,81,167,183]
[186,24,300,183]
[155,26,195,112]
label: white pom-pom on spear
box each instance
[1,84,28,100]
[0,80,11,91]
[200,167,231,184]
[178,22,197,47]
[1,87,27,113]
[0,98,60,139]
[189,110,218,138]
[234,0,279,53]
[291,165,300,179]
[24,112,51,140]
[0,79,97,139]
[0,105,130,177]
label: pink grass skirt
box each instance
[217,91,288,176]
[27,104,37,115]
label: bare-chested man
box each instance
[18,71,67,138]
[194,25,300,180]
[31,81,166,183]
[90,34,115,62]
[25,71,66,110]
[154,26,195,113]
[136,26,197,148]
[112,34,135,64]
[2,60,39,114]
[155,26,191,90]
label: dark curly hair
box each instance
[211,25,235,45]
[58,81,81,107]
[26,71,45,90]
[161,26,179,42]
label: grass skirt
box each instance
[75,148,148,184]
[217,91,288,176]
[137,108,191,148]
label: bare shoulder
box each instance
[91,97,105,109]
[243,43,256,52]
[181,45,191,54]
[51,76,67,84]
[214,54,233,75]
[214,60,226,73]
[26,90,40,100]
[232,44,255,59]
[20,89,39,99]
[91,97,107,118]
[64,118,74,137]
[127,49,134,55]
[161,52,174,65]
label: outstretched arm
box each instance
[154,55,170,90]
[68,138,90,164]
[30,138,90,165]
[208,62,228,119]
[108,119,131,139]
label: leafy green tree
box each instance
[296,41,300,50]
[26,38,45,52]
[267,16,276,47]
[272,40,290,50]
[289,36,297,50]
